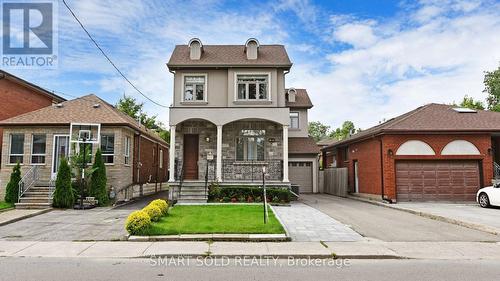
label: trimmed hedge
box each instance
[125,210,151,235]
[150,199,169,215]
[208,186,291,203]
[4,163,21,203]
[143,204,162,222]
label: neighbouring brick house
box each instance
[167,38,319,202]
[0,70,65,169]
[322,104,500,203]
[0,94,168,208]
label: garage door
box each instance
[396,160,480,202]
[289,162,313,193]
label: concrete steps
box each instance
[16,184,53,210]
[15,202,52,209]
[177,183,208,204]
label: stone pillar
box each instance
[282,125,289,182]
[216,125,223,181]
[168,125,176,182]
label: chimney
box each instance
[245,38,259,60]
[287,88,296,103]
[188,38,203,60]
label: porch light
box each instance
[262,165,267,174]
[387,149,394,157]
[205,137,211,143]
[268,138,276,143]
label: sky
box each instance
[3,0,500,130]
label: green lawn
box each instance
[142,205,285,235]
[0,201,14,210]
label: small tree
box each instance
[90,149,108,206]
[4,163,21,203]
[52,158,74,208]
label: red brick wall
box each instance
[381,134,492,201]
[133,135,168,186]
[347,137,383,194]
[0,78,59,165]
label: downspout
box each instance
[379,138,392,204]
[137,133,142,196]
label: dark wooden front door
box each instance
[183,134,199,180]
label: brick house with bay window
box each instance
[322,104,500,202]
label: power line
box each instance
[61,0,168,108]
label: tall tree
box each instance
[330,121,357,141]
[90,149,108,206]
[116,95,170,142]
[454,95,485,110]
[308,121,330,142]
[4,163,21,203]
[485,65,500,111]
[52,158,74,208]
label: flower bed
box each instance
[208,185,292,203]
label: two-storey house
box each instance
[167,38,319,202]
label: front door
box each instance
[52,135,70,179]
[183,134,199,180]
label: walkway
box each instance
[272,202,362,242]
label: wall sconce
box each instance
[387,149,394,157]
[268,138,276,143]
[205,137,211,143]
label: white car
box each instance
[477,184,500,208]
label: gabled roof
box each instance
[289,137,320,155]
[325,103,500,149]
[0,94,167,145]
[0,70,65,103]
[167,45,292,68]
[286,88,313,109]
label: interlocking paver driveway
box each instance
[272,202,363,242]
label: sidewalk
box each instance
[2,240,500,260]
[0,209,51,227]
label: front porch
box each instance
[169,119,290,185]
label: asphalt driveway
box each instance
[300,194,500,242]
[0,192,168,241]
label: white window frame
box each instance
[235,130,266,162]
[159,149,163,169]
[234,72,272,102]
[124,136,131,166]
[100,133,115,165]
[31,134,47,165]
[290,112,299,129]
[181,73,208,102]
[8,133,24,165]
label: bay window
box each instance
[236,74,269,100]
[9,134,24,164]
[31,134,46,164]
[236,130,265,161]
[183,75,206,101]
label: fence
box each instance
[322,167,348,197]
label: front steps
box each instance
[15,185,53,209]
[177,182,208,204]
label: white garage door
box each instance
[289,161,313,193]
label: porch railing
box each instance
[494,162,500,180]
[18,165,39,202]
[221,159,283,182]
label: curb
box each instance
[136,253,405,260]
[129,234,290,242]
[0,208,52,227]
[347,195,500,236]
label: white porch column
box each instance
[168,125,176,182]
[282,125,289,182]
[216,125,223,182]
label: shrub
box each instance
[143,204,162,222]
[89,149,108,206]
[4,163,21,203]
[150,199,168,215]
[208,187,291,203]
[52,158,75,208]
[125,210,151,235]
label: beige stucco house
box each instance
[167,38,319,202]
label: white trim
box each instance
[100,133,115,165]
[288,157,318,193]
[289,111,299,129]
[441,140,481,155]
[124,136,131,166]
[8,133,24,164]
[51,134,70,180]
[396,140,435,155]
[70,123,101,144]
[30,134,47,165]
[181,73,208,103]
[233,72,272,102]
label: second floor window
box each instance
[237,74,268,100]
[184,75,206,101]
[9,134,24,164]
[290,112,299,129]
[31,134,46,164]
[101,134,115,164]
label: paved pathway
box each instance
[0,209,50,226]
[272,202,363,242]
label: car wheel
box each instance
[478,193,490,208]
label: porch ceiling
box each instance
[169,107,290,126]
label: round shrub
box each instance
[125,210,151,235]
[150,199,168,215]
[143,204,162,222]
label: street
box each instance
[1,257,499,281]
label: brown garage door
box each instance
[396,160,480,202]
[289,162,313,193]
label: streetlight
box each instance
[262,165,268,224]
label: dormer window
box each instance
[183,74,207,102]
[236,74,269,101]
[188,38,203,60]
[287,88,296,103]
[245,38,259,60]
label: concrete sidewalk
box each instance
[2,240,500,260]
[0,209,51,227]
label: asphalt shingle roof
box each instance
[289,137,320,155]
[286,89,313,109]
